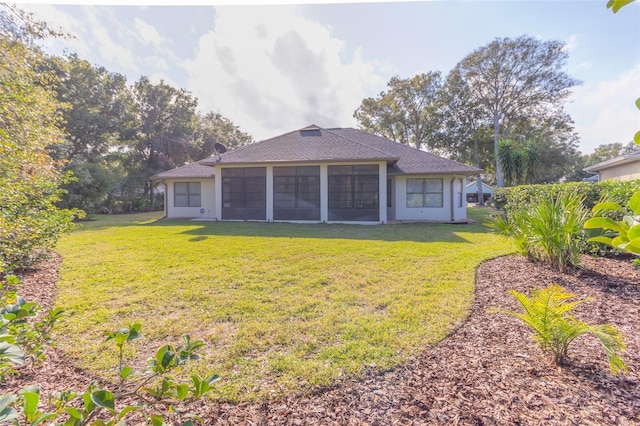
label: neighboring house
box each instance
[465,180,494,203]
[584,149,640,182]
[151,125,480,224]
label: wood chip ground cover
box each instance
[4,253,639,425]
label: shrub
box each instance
[0,274,64,381]
[493,180,640,213]
[585,191,640,255]
[491,284,627,375]
[494,180,640,258]
[490,191,589,272]
[2,323,218,425]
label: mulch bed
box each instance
[4,253,639,425]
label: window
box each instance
[406,178,443,208]
[273,166,320,220]
[174,182,201,207]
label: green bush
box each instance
[491,284,627,375]
[2,322,218,425]
[494,180,640,257]
[493,180,640,213]
[585,191,640,254]
[491,191,589,272]
[0,275,64,381]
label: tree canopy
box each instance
[354,72,444,151]
[0,5,78,272]
[451,35,580,187]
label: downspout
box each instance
[161,179,167,218]
[450,176,456,222]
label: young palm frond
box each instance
[491,191,588,272]
[491,284,627,375]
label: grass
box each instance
[53,207,513,401]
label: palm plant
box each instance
[492,284,627,375]
[497,139,518,186]
[491,191,589,272]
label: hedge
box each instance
[493,180,640,213]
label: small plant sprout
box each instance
[105,322,142,377]
[2,324,218,425]
[491,284,627,375]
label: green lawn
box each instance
[54,208,513,401]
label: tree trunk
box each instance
[474,130,484,206]
[494,113,504,187]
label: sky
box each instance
[16,0,640,155]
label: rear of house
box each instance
[584,149,640,182]
[152,125,480,224]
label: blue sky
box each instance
[18,1,640,154]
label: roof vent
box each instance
[300,124,322,137]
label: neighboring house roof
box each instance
[581,174,599,182]
[584,149,640,173]
[465,181,494,190]
[199,125,480,176]
[151,161,215,180]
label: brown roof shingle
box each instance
[151,161,215,180]
[200,125,479,175]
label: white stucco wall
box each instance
[599,161,640,181]
[393,175,466,222]
[453,177,466,222]
[165,178,215,219]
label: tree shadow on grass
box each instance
[148,220,485,244]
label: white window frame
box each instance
[174,182,201,207]
[406,178,443,208]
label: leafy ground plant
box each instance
[584,191,640,255]
[0,274,64,381]
[2,323,218,425]
[491,284,627,375]
[491,191,589,272]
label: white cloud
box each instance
[24,5,140,75]
[564,34,578,53]
[568,63,640,154]
[184,6,388,141]
[133,17,164,47]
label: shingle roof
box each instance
[328,128,479,175]
[584,149,640,173]
[151,161,215,180]
[199,125,479,175]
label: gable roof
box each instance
[584,149,640,173]
[199,125,479,175]
[465,180,494,191]
[151,161,215,180]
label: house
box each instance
[584,149,640,182]
[465,180,494,203]
[151,125,481,224]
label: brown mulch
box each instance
[3,253,640,425]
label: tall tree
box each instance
[441,68,490,204]
[0,5,77,271]
[190,112,254,160]
[452,35,580,187]
[47,54,135,212]
[128,77,198,207]
[585,141,638,166]
[354,72,444,151]
[509,111,581,183]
